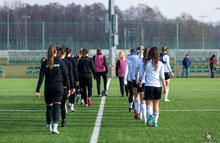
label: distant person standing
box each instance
[116,51,128,97]
[181,55,191,78]
[93,48,108,97]
[210,54,216,78]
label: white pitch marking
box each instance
[90,78,111,143]
[1,108,220,113]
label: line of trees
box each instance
[0,1,219,50]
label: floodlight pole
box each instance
[108,0,118,78]
[22,15,31,50]
[176,22,179,78]
[199,16,207,50]
[7,0,10,50]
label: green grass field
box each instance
[0,78,219,143]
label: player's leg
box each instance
[102,72,108,95]
[87,75,93,106]
[119,77,124,97]
[128,81,133,112]
[133,81,140,119]
[181,67,185,78]
[61,88,68,127]
[139,84,146,122]
[152,100,160,127]
[164,73,171,102]
[144,86,153,126]
[52,90,63,134]
[80,76,87,106]
[96,72,101,97]
[45,91,53,132]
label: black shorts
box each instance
[144,86,162,100]
[165,72,170,80]
[132,80,138,88]
[137,84,145,92]
[44,89,64,104]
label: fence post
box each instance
[176,22,179,78]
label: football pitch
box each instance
[0,78,219,143]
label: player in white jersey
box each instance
[131,46,142,119]
[124,48,136,112]
[134,47,150,123]
[160,46,174,102]
[139,47,166,127]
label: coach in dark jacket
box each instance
[181,54,191,78]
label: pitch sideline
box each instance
[90,78,111,143]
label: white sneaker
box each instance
[164,99,170,102]
[70,105,75,112]
[81,100,84,105]
[76,94,80,104]
[46,124,52,132]
[52,124,60,134]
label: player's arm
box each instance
[160,64,167,95]
[124,62,128,85]
[36,61,46,98]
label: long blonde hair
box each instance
[119,51,126,60]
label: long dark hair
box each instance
[82,48,89,56]
[47,45,57,69]
[65,47,72,59]
[146,47,160,71]
[57,46,66,59]
[143,47,150,65]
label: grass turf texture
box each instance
[0,78,219,143]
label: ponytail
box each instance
[47,45,57,69]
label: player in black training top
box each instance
[66,48,79,111]
[36,45,69,134]
[57,46,72,127]
[78,48,96,107]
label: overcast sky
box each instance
[2,0,220,22]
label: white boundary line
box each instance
[1,109,220,113]
[90,78,111,143]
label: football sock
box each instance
[129,102,133,108]
[137,102,140,114]
[61,102,66,120]
[53,103,60,124]
[141,103,146,122]
[134,102,138,113]
[147,106,153,119]
[165,88,169,99]
[46,105,53,125]
[153,113,159,123]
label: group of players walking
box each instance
[36,46,108,134]
[35,45,173,134]
[116,46,173,127]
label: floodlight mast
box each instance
[108,0,118,78]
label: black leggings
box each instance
[80,74,93,104]
[119,77,128,97]
[69,85,80,104]
[127,81,133,103]
[96,72,107,95]
[61,88,68,121]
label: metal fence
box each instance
[0,21,220,52]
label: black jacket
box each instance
[68,57,79,82]
[36,57,69,92]
[78,56,96,78]
[63,59,74,89]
